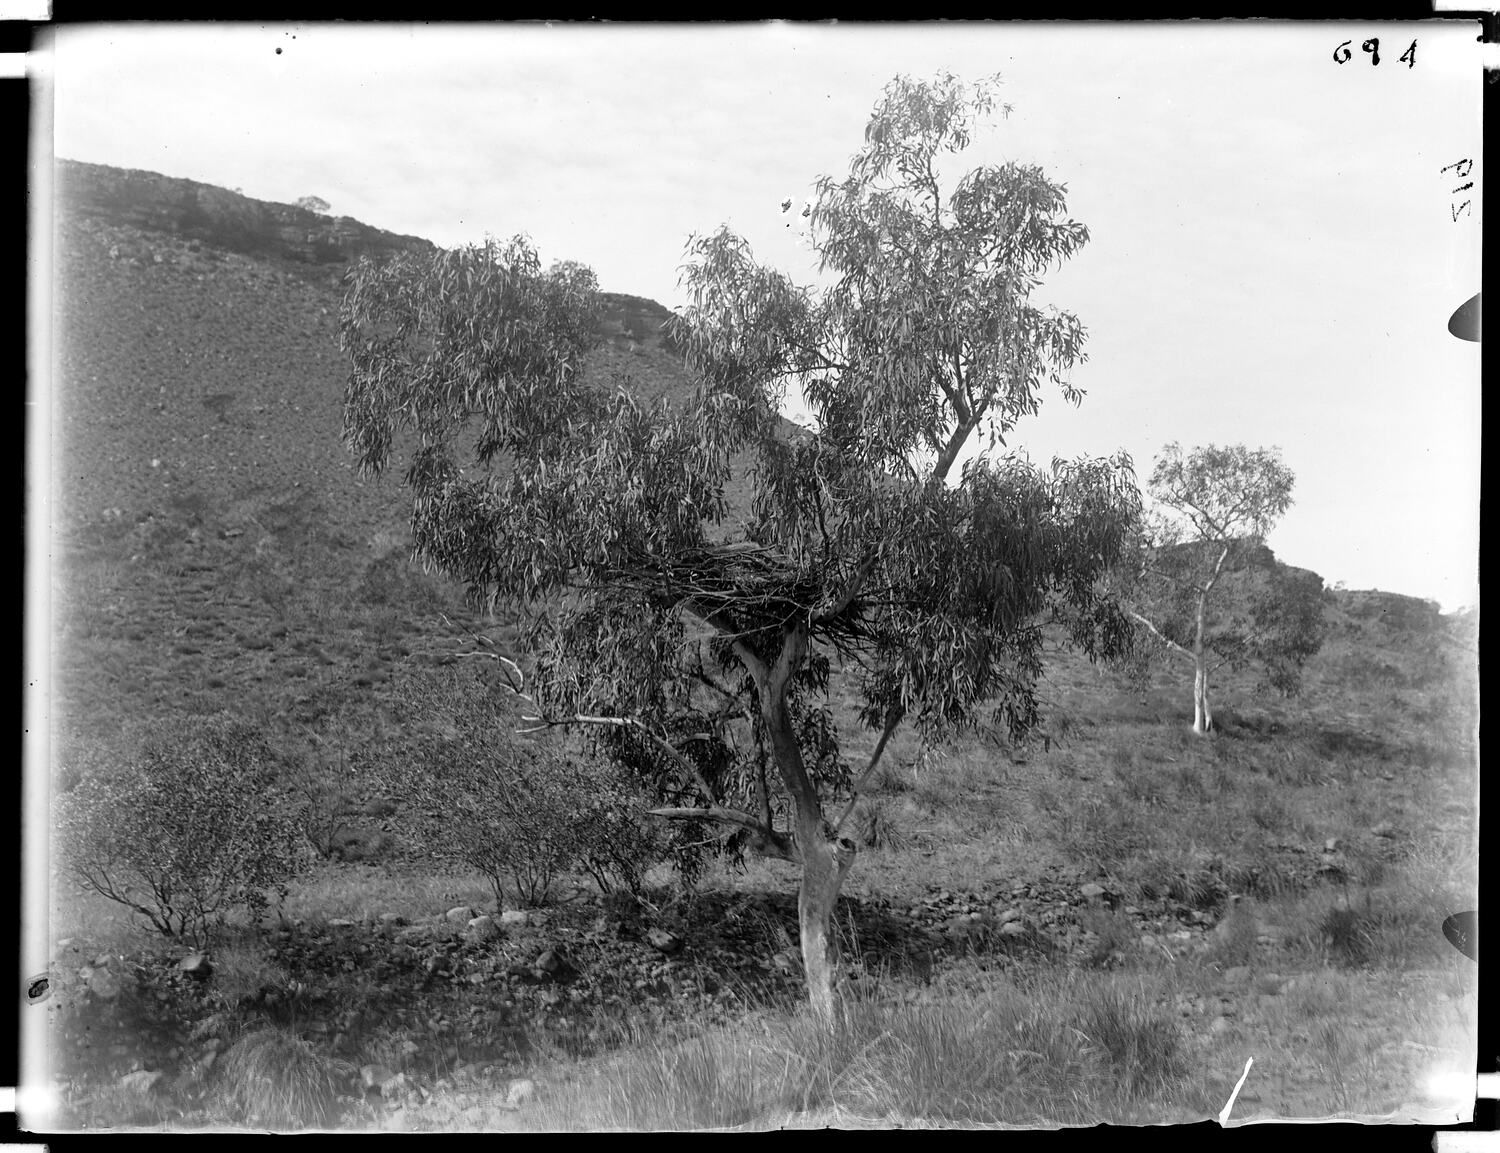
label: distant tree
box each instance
[340,71,1139,1021]
[1118,442,1324,734]
[296,195,332,215]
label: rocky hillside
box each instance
[56,159,439,270]
[49,161,704,750]
[49,159,1473,750]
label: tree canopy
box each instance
[340,71,1140,1019]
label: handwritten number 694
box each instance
[1334,38,1417,68]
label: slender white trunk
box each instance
[1192,657,1214,735]
[797,828,857,1023]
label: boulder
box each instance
[535,948,571,977]
[1079,882,1108,902]
[646,928,683,955]
[499,910,529,928]
[466,915,501,943]
[119,1069,164,1095]
[360,1064,399,1093]
[179,952,213,979]
[445,905,477,923]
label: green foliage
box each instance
[374,666,663,906]
[56,716,303,946]
[339,72,1139,885]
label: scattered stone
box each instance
[179,953,213,979]
[1324,838,1340,852]
[647,928,683,955]
[534,948,574,979]
[1079,882,1107,901]
[119,1069,164,1096]
[361,1064,398,1092]
[466,915,500,942]
[328,918,357,929]
[999,921,1028,938]
[500,910,529,928]
[380,913,408,927]
[997,907,1023,925]
[446,906,477,923]
[1209,1015,1231,1035]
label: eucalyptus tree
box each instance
[341,72,1139,1021]
[1121,442,1323,735]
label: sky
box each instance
[38,21,1483,610]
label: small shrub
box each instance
[218,1026,355,1128]
[290,745,363,860]
[210,940,291,1012]
[377,667,663,907]
[56,716,302,947]
[1320,904,1375,967]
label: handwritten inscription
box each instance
[1442,159,1474,222]
[1333,38,1417,68]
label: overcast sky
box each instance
[41,22,1483,610]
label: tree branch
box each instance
[646,807,799,862]
[814,551,880,623]
[832,708,904,835]
[1127,610,1194,660]
[518,712,720,807]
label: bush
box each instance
[377,667,663,907]
[56,716,303,946]
[289,743,363,860]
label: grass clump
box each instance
[1072,978,1189,1102]
[507,973,1192,1130]
[217,1026,356,1129]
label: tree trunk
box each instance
[797,822,857,1024]
[755,622,858,1024]
[1191,581,1215,735]
[1192,655,1214,735]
